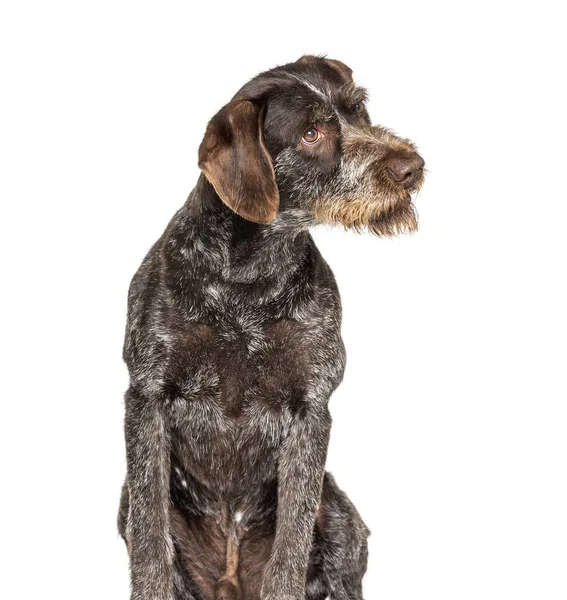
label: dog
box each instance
[118,55,425,600]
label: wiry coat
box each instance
[118,55,424,600]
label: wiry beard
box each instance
[311,169,421,236]
[275,124,424,237]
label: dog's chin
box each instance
[363,186,420,237]
[368,201,418,236]
[366,176,423,236]
[362,172,423,236]
[312,190,419,237]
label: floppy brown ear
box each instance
[198,99,279,224]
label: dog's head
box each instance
[198,55,424,236]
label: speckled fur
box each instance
[118,55,424,600]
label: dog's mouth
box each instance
[393,174,423,209]
[366,179,422,235]
[400,165,425,196]
[367,197,418,236]
[396,168,425,207]
[308,158,424,237]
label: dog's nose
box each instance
[386,152,424,188]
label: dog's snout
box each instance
[386,152,424,188]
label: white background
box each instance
[1,2,566,599]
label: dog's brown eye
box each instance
[354,103,364,114]
[302,128,321,145]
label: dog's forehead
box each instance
[264,72,367,124]
[277,63,364,109]
[236,57,366,120]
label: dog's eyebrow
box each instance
[287,74,368,112]
[312,107,337,124]
[340,84,369,105]
[287,73,332,102]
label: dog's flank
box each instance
[118,55,424,600]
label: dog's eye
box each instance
[354,103,364,114]
[301,128,321,145]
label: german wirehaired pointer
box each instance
[118,55,425,600]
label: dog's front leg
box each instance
[124,387,173,600]
[262,400,332,600]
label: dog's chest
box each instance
[168,316,310,493]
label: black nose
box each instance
[386,152,424,188]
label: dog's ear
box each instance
[324,58,354,83]
[198,98,279,225]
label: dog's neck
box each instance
[174,175,312,286]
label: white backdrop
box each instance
[1,2,566,599]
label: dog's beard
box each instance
[312,171,420,237]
